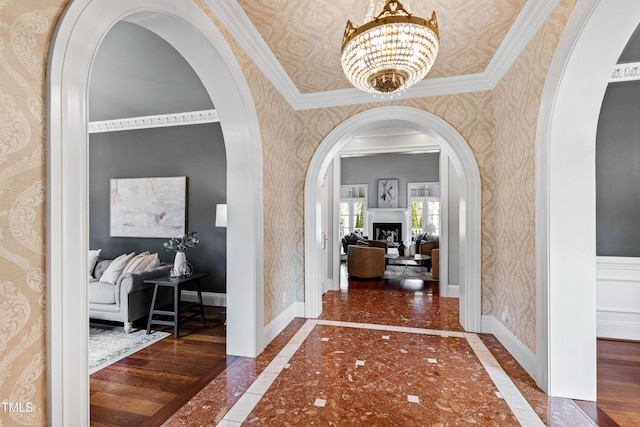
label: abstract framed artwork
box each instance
[110,176,187,238]
[378,178,398,208]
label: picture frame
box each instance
[377,178,398,208]
[110,176,187,238]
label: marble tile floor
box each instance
[164,289,597,426]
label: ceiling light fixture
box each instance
[341,0,439,95]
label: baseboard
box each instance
[447,284,460,298]
[181,290,227,307]
[481,315,537,380]
[263,301,305,347]
[596,256,640,340]
[597,309,640,341]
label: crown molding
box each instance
[610,62,640,83]
[203,0,301,106]
[484,0,560,87]
[204,0,559,111]
[88,109,219,133]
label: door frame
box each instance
[304,106,482,332]
[46,1,264,425]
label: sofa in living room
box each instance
[88,250,172,333]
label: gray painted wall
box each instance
[89,124,227,293]
[596,80,640,256]
[341,152,440,208]
[89,21,213,121]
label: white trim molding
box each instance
[610,61,640,83]
[596,257,640,341]
[88,109,219,133]
[305,106,482,333]
[482,316,537,382]
[204,0,559,110]
[181,290,227,308]
[46,1,264,425]
[536,0,640,400]
[263,302,305,347]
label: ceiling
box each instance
[235,0,527,95]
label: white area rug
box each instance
[89,324,170,374]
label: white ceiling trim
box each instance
[204,0,559,111]
[610,62,640,83]
[202,0,302,104]
[88,109,219,133]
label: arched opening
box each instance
[536,0,640,399]
[46,0,264,424]
[304,106,482,332]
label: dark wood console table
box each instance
[145,273,207,338]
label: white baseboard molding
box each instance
[447,284,460,298]
[481,315,537,380]
[181,290,227,307]
[596,256,640,340]
[263,301,305,348]
[597,309,640,341]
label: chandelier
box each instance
[341,0,439,95]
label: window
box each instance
[340,201,365,238]
[408,182,440,238]
[339,185,367,252]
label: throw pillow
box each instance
[88,249,101,278]
[99,252,135,284]
[121,251,151,275]
[144,253,160,270]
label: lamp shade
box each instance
[215,204,227,227]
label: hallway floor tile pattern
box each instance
[164,289,597,426]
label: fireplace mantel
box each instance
[365,208,411,243]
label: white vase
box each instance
[174,251,186,275]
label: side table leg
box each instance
[196,279,205,324]
[146,284,159,335]
[174,284,180,338]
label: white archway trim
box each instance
[46,1,264,425]
[304,106,482,332]
[536,0,640,400]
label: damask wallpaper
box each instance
[492,0,578,351]
[1,1,67,425]
[0,0,575,425]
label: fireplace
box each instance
[373,222,402,242]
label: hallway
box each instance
[163,287,606,426]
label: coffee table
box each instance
[385,253,431,274]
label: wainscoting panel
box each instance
[596,257,640,340]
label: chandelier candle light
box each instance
[341,0,439,95]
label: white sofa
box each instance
[89,259,172,332]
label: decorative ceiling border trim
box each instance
[610,62,640,83]
[88,109,219,133]
[204,0,559,110]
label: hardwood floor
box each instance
[594,339,640,427]
[90,306,227,427]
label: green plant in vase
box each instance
[163,231,199,276]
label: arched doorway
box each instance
[304,106,482,332]
[536,0,640,399]
[46,0,264,424]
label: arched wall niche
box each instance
[304,106,482,332]
[46,0,264,425]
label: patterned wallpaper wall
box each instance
[0,1,67,424]
[492,0,577,352]
[0,0,576,424]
